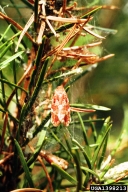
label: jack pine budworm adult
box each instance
[51,85,71,127]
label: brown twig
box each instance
[0,152,14,165]
[28,144,54,192]
[0,12,33,43]
[0,112,8,153]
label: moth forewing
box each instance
[51,85,71,127]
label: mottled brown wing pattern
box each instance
[51,85,71,127]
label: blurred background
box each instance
[70,0,128,132]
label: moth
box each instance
[51,85,70,127]
[51,85,95,127]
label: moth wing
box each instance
[63,108,71,126]
[51,112,60,127]
[51,85,71,127]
